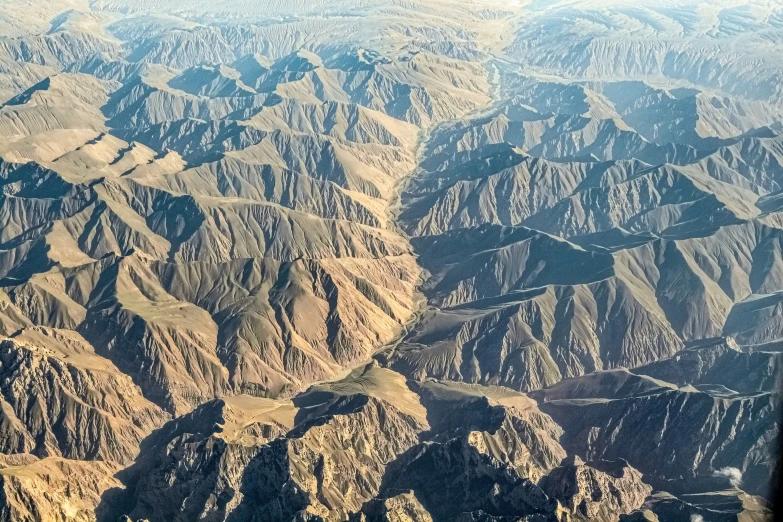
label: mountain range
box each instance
[0,1,780,521]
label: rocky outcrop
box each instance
[535,372,780,496]
[113,367,429,522]
[378,436,564,522]
[0,328,168,463]
[354,492,433,522]
[0,456,122,522]
[538,456,651,521]
[409,380,567,482]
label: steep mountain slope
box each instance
[102,365,601,522]
[0,456,122,522]
[533,370,780,497]
[0,327,167,462]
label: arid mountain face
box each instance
[0,0,780,521]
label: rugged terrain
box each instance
[0,0,780,521]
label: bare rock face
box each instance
[107,367,591,522]
[0,456,121,522]
[353,492,433,522]
[264,395,426,521]
[378,436,564,522]
[409,380,567,482]
[0,327,168,463]
[115,367,429,522]
[536,377,781,497]
[110,395,296,522]
[538,456,651,521]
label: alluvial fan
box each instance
[0,0,780,521]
